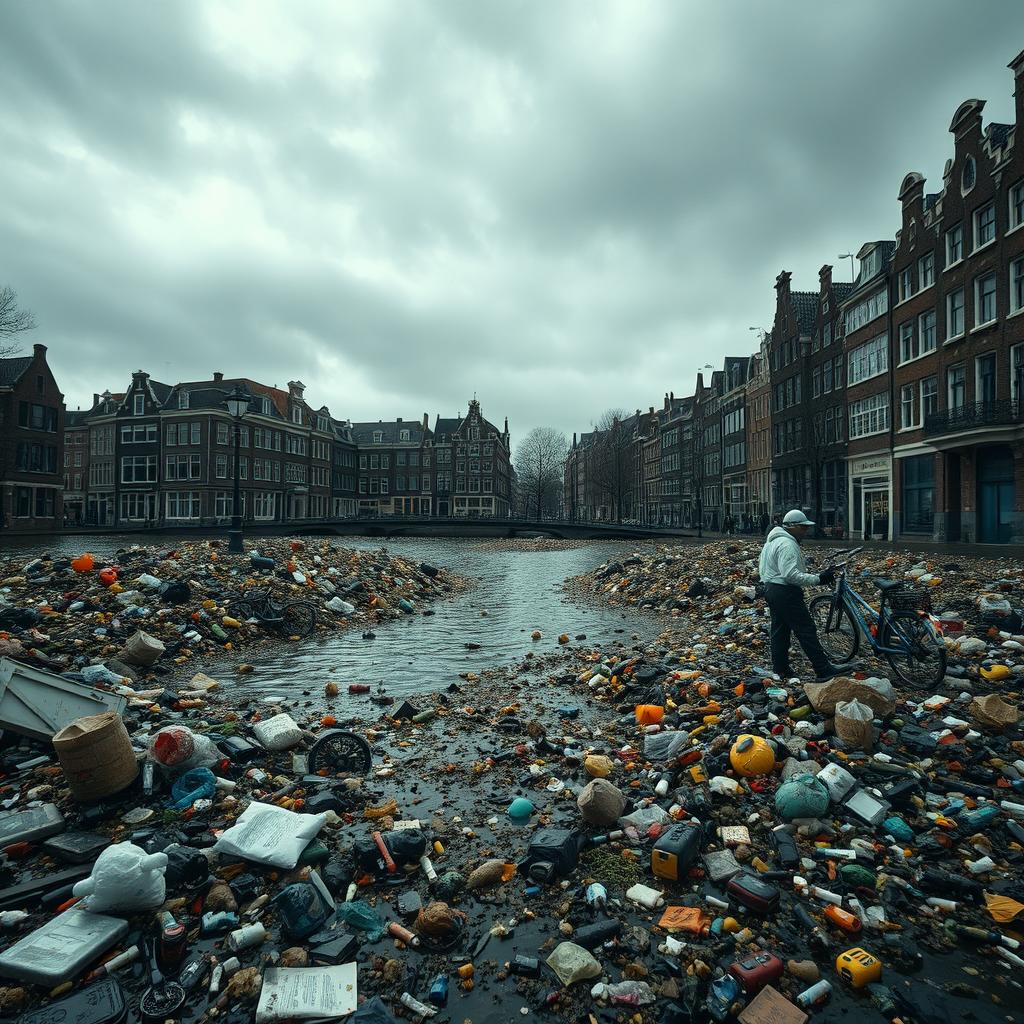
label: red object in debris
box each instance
[349,684,371,694]
[98,567,119,586]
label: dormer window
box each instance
[133,394,145,416]
[178,391,189,409]
[373,430,383,443]
[260,396,272,416]
[857,248,880,283]
[291,406,303,425]
[399,429,410,442]
[961,156,976,194]
[316,415,328,432]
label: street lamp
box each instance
[224,384,251,554]
[838,253,856,282]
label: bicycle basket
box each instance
[888,588,932,613]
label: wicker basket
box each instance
[888,589,932,613]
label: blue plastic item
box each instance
[337,900,385,941]
[775,775,830,820]
[167,768,217,811]
[882,815,915,843]
[428,975,449,1007]
[958,805,1001,830]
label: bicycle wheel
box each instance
[809,594,860,662]
[280,602,317,639]
[880,611,946,688]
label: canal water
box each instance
[3,534,664,699]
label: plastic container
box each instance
[119,630,166,667]
[150,726,221,770]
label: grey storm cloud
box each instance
[1,0,1023,445]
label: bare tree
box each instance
[590,408,635,523]
[514,426,568,519]
[0,287,36,355]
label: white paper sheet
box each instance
[255,964,358,1022]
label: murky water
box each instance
[3,533,664,698]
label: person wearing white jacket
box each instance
[758,509,848,681]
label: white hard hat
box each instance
[783,509,815,526]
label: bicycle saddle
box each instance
[874,578,901,592]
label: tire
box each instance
[881,611,946,689]
[280,601,317,639]
[308,730,373,776]
[809,594,860,662]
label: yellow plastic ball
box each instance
[722,917,740,933]
[729,734,776,777]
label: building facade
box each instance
[841,242,896,540]
[0,344,65,533]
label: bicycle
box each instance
[808,546,947,688]
[230,587,318,639]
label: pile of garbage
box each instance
[0,539,465,678]
[569,541,1024,643]
[0,594,1021,1024]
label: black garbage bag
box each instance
[353,830,427,875]
[159,581,191,605]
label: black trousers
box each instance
[764,582,830,676]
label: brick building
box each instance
[768,272,817,515]
[807,265,854,532]
[62,409,89,525]
[745,339,771,524]
[721,356,751,526]
[0,344,65,533]
[841,242,895,540]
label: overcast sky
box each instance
[2,2,1023,446]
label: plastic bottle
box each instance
[400,993,436,1018]
[796,979,833,1008]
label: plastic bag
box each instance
[618,805,670,831]
[835,698,875,752]
[213,802,326,868]
[643,730,690,761]
[167,768,217,811]
[79,664,127,686]
[149,726,221,770]
[253,713,304,751]
[546,942,601,986]
[325,597,356,615]
[72,843,168,912]
[337,900,385,940]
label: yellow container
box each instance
[835,948,881,989]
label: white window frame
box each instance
[975,351,997,405]
[900,383,916,430]
[946,288,965,341]
[132,393,145,415]
[1011,179,1024,232]
[847,333,889,385]
[898,321,916,364]
[1010,256,1024,315]
[178,391,189,410]
[918,252,935,289]
[947,364,966,410]
[165,491,200,520]
[921,377,938,421]
[1011,343,1024,404]
[848,392,890,439]
[918,309,936,357]
[373,431,383,443]
[898,266,914,302]
[973,202,997,251]
[974,272,997,328]
[945,223,963,267]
